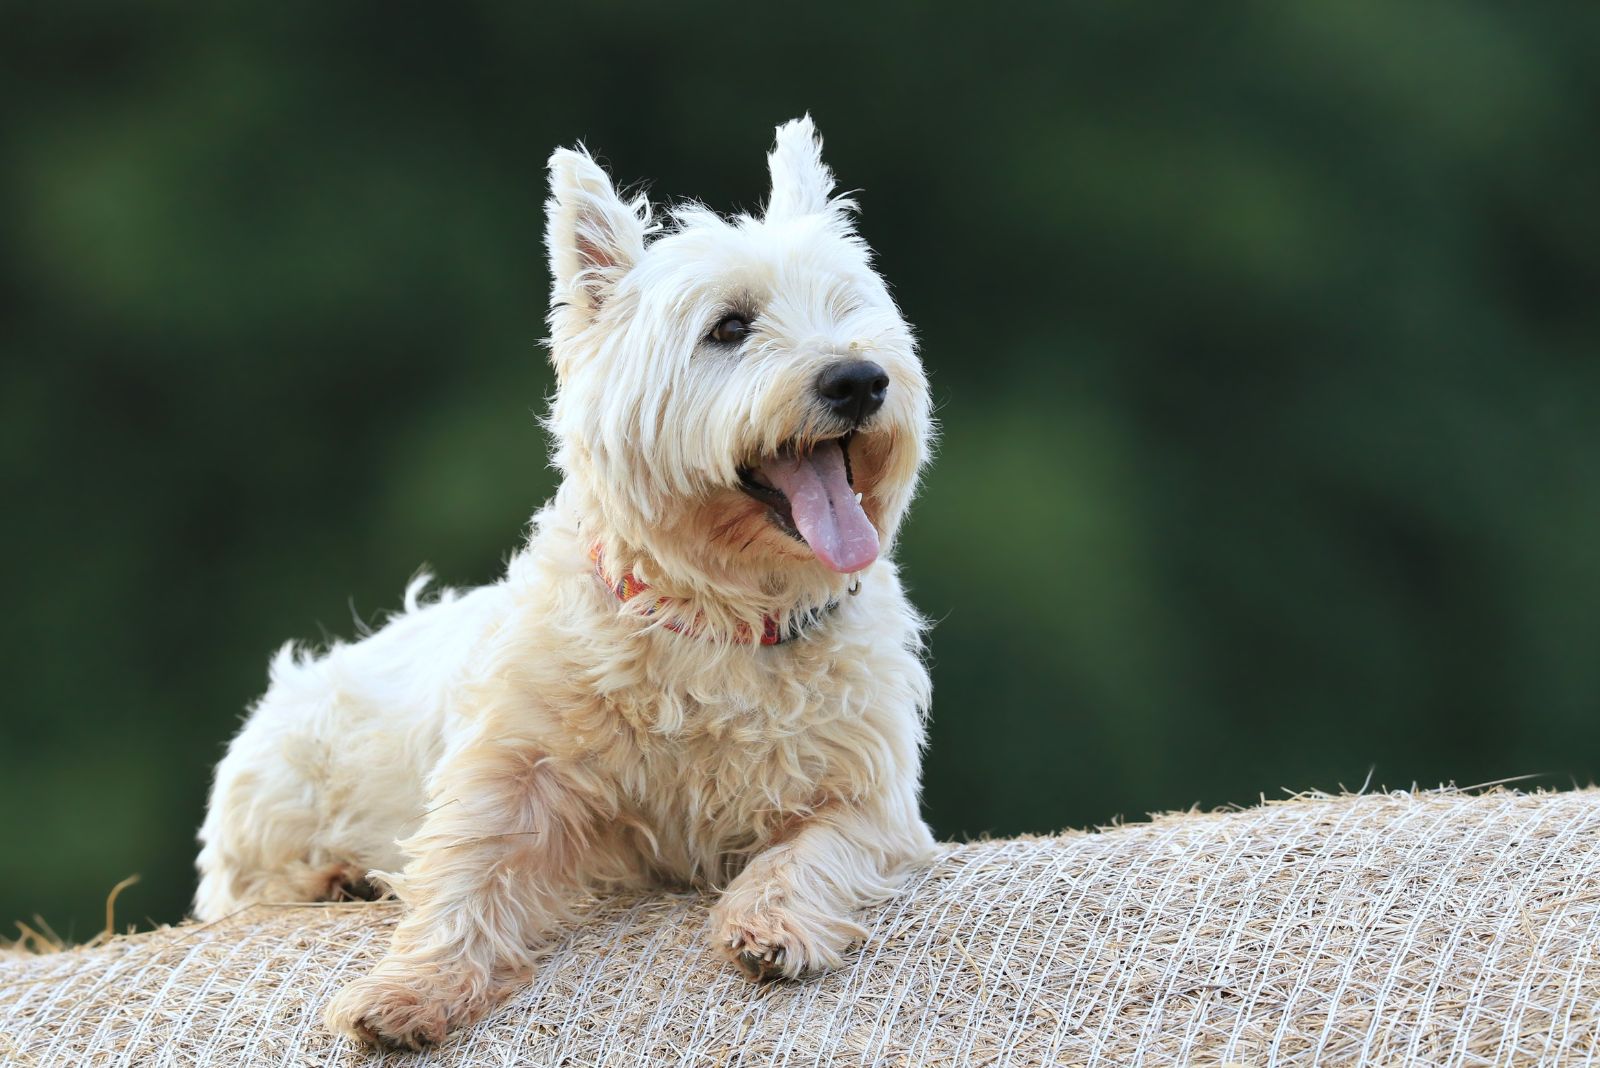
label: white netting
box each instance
[5,789,1600,1066]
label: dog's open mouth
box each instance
[737,433,879,574]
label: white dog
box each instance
[193,116,937,1049]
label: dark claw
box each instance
[736,948,784,982]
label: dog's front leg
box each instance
[711,795,935,981]
[324,742,589,1049]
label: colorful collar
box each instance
[589,544,838,646]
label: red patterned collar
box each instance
[589,544,838,646]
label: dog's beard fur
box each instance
[193,117,938,1050]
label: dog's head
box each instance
[544,117,930,603]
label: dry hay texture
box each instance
[6,789,1600,1067]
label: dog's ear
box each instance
[546,146,649,320]
[765,115,853,223]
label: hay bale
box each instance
[5,789,1600,1065]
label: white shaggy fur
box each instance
[194,116,937,1050]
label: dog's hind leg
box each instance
[193,581,512,922]
[192,659,418,921]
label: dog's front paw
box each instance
[710,892,865,982]
[324,961,492,1050]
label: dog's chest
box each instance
[648,689,842,803]
[603,654,884,874]
[626,729,830,880]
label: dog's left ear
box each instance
[765,115,854,224]
[546,146,650,323]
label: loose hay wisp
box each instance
[5,789,1600,1066]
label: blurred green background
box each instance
[3,2,1598,939]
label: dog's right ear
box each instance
[546,147,649,328]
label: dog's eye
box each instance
[708,315,752,345]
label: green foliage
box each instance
[2,1,1597,935]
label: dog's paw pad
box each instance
[324,970,472,1050]
[713,905,848,982]
[314,863,386,904]
[728,933,788,981]
[711,881,867,983]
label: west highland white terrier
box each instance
[193,116,937,1049]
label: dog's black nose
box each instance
[816,361,889,426]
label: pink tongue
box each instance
[758,444,879,573]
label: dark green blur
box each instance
[3,3,1598,938]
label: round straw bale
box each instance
[4,788,1600,1065]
